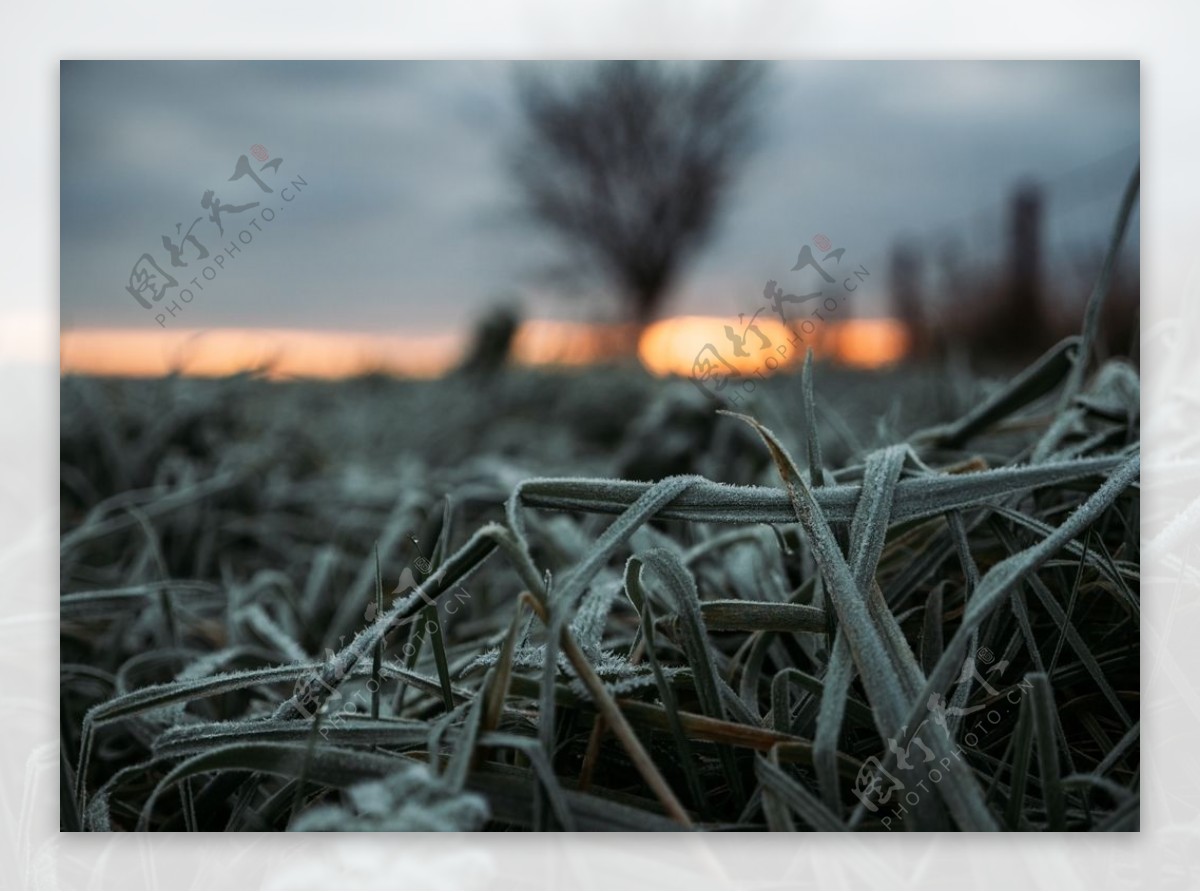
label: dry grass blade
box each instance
[802,348,824,487]
[521,594,694,828]
[1061,165,1140,407]
[725,410,997,830]
[700,600,826,633]
[515,456,1124,526]
[1029,672,1067,829]
[625,557,707,814]
[918,336,1079,448]
[755,750,846,831]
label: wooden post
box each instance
[890,241,925,359]
[1008,181,1044,342]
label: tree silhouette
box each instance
[511,61,763,330]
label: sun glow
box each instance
[59,328,466,379]
[637,315,910,377]
[827,318,911,368]
[59,316,910,379]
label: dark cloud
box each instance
[60,61,1138,331]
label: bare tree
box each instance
[511,61,763,330]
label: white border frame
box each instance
[5,2,1196,888]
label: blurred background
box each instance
[60,60,1139,379]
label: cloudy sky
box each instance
[60,60,1138,335]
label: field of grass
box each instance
[60,329,1140,830]
[58,172,1142,834]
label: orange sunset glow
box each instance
[824,318,911,368]
[59,328,468,379]
[59,317,910,380]
[638,316,910,376]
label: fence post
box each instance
[890,241,926,359]
[1008,181,1045,341]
